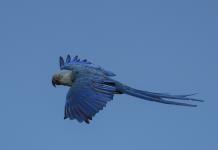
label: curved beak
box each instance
[52,75,60,87]
[52,77,56,87]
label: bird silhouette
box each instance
[52,55,203,124]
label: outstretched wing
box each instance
[59,55,116,77]
[64,73,117,123]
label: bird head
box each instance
[52,70,74,87]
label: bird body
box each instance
[52,55,203,124]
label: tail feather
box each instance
[135,90,203,102]
[120,85,203,107]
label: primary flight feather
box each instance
[52,55,203,124]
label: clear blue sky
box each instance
[0,0,217,149]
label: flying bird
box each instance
[52,55,203,124]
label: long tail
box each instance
[118,84,203,107]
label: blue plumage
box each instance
[59,55,116,77]
[52,55,203,124]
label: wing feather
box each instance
[59,55,116,77]
[65,74,116,123]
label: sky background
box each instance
[0,0,217,149]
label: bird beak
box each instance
[52,77,56,87]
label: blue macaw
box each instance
[52,55,203,124]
